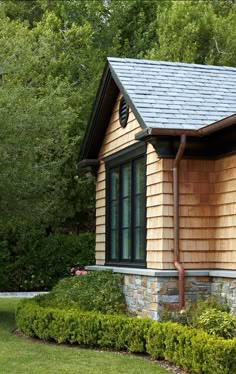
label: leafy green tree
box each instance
[211,2,236,66]
[0,0,43,26]
[0,5,98,290]
[107,0,170,58]
[146,0,236,67]
[0,8,95,230]
[146,1,216,63]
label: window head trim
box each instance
[103,142,146,167]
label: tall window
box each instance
[105,143,146,265]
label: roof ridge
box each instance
[107,57,236,71]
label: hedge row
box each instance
[16,302,151,352]
[16,302,236,374]
[147,322,236,374]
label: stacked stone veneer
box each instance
[86,266,236,320]
[211,276,236,313]
[123,274,212,320]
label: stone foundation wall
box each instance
[211,277,236,313]
[123,274,212,320]
[86,266,236,319]
[123,275,160,320]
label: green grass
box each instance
[0,299,171,374]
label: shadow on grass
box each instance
[0,310,16,330]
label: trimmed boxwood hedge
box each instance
[16,301,151,352]
[16,300,236,374]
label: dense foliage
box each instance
[197,309,236,339]
[1,0,236,290]
[161,293,236,339]
[0,232,95,291]
[16,299,236,373]
[34,270,127,314]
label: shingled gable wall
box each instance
[92,92,236,319]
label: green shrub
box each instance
[197,308,236,339]
[144,321,166,359]
[146,322,236,374]
[190,332,236,374]
[35,270,127,315]
[16,299,236,374]
[16,301,151,352]
[98,315,153,352]
[0,231,95,291]
[160,292,230,328]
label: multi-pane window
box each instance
[105,144,146,265]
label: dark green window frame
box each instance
[104,143,146,266]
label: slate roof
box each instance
[80,57,236,160]
[108,57,236,131]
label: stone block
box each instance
[167,287,178,296]
[162,302,179,311]
[142,310,150,317]
[197,276,211,282]
[149,311,160,321]
[160,295,179,303]
[127,275,134,284]
[141,276,147,287]
[159,281,178,295]
[150,281,158,294]
[230,281,236,288]
[149,302,158,311]
[151,294,158,303]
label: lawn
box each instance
[0,299,171,374]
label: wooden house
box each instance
[80,58,236,319]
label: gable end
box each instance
[80,63,119,161]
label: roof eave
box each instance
[135,114,236,141]
[135,127,199,141]
[198,113,236,136]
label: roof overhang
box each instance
[80,61,119,161]
[135,116,236,158]
[80,57,236,162]
[135,113,236,141]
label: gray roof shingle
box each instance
[108,57,236,131]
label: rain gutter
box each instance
[135,113,236,141]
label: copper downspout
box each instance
[173,134,186,310]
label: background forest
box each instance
[0,0,236,291]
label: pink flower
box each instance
[70,267,75,272]
[75,270,88,275]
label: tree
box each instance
[146,0,236,67]
[0,8,95,231]
[0,4,97,290]
[106,0,170,58]
[211,2,236,66]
